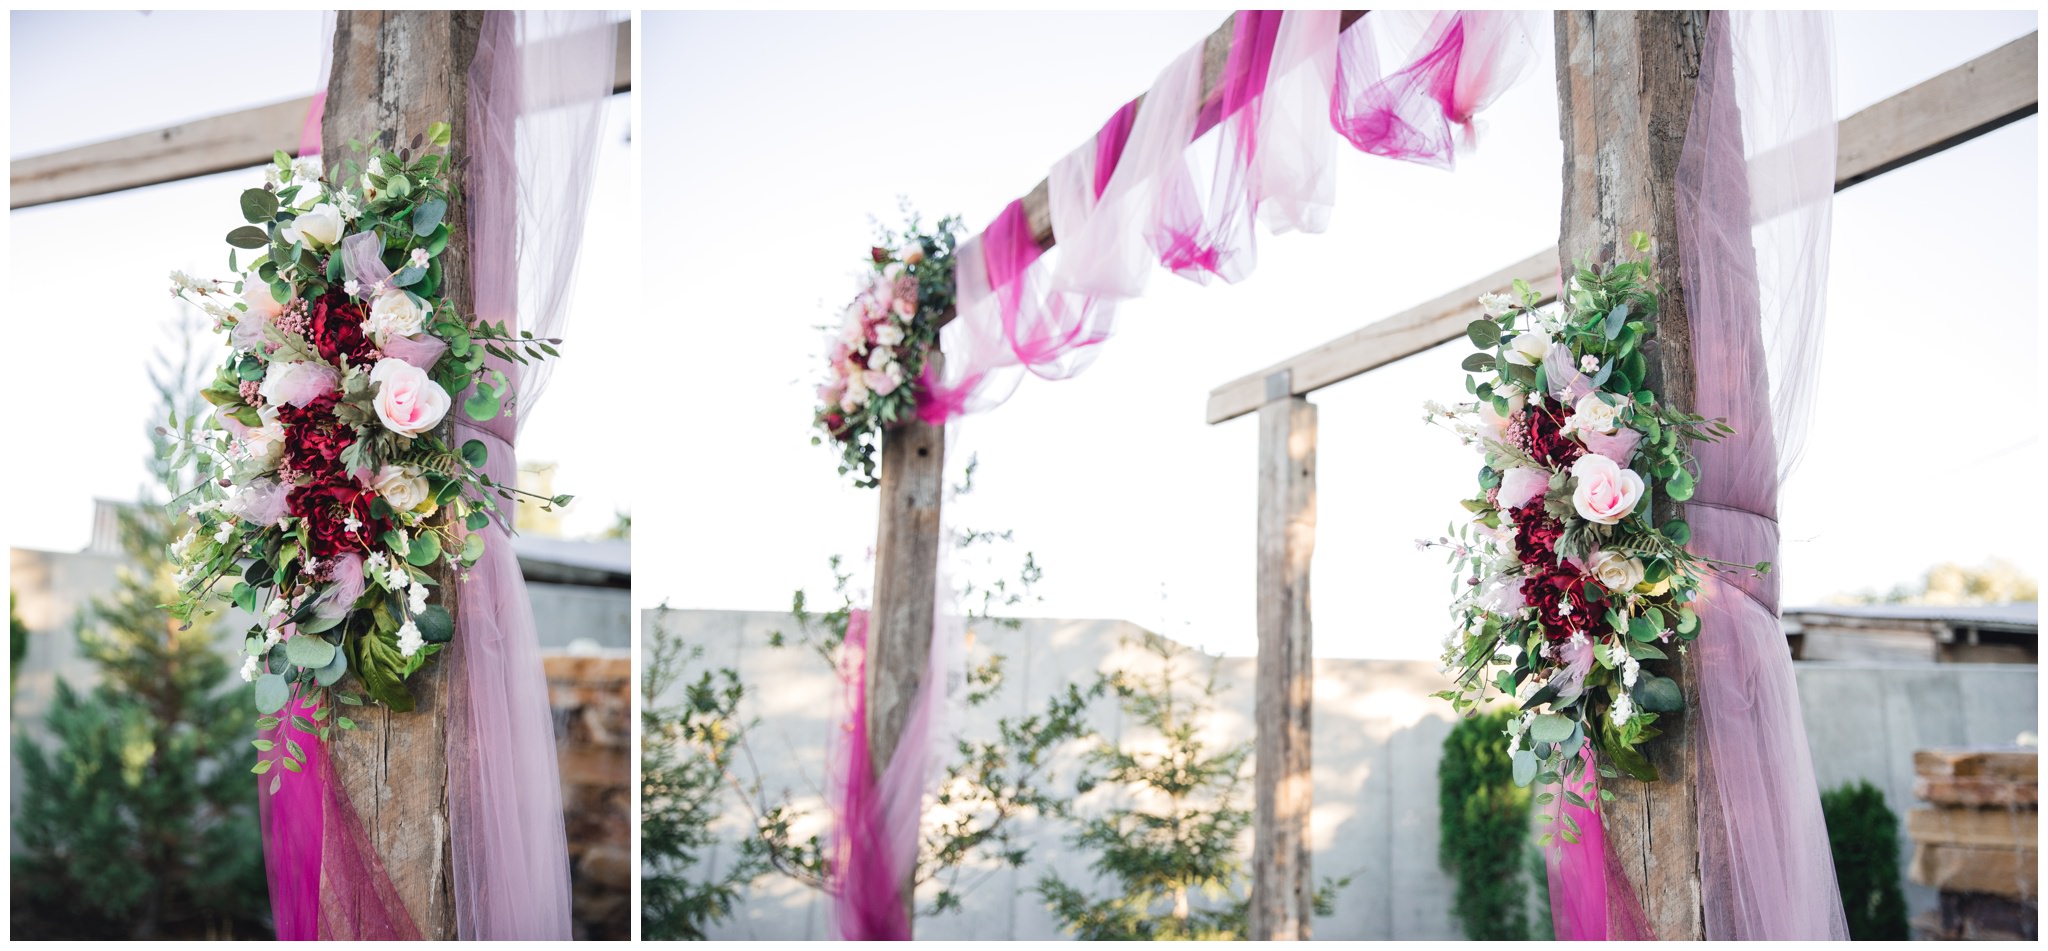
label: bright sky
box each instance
[638,10,2039,660]
[6,10,636,548]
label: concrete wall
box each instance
[650,609,2040,941]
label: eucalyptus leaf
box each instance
[1635,674,1684,713]
[1466,319,1501,349]
[412,198,447,236]
[1511,749,1537,787]
[405,531,442,567]
[254,673,289,715]
[240,188,279,224]
[226,226,270,249]
[415,604,454,644]
[285,635,336,669]
[1530,713,1575,744]
[1461,352,1496,373]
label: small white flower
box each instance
[365,551,389,571]
[264,597,287,617]
[1610,691,1635,726]
[343,514,363,534]
[264,627,285,648]
[408,580,429,615]
[385,565,411,590]
[410,248,430,269]
[214,522,236,544]
[396,619,425,658]
[344,279,361,296]
[1580,355,1600,374]
[240,656,262,682]
[303,556,321,577]
[1478,292,1516,317]
[1622,653,1641,689]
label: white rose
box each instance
[369,358,451,437]
[1504,330,1552,366]
[867,347,894,371]
[874,323,905,348]
[372,465,431,513]
[365,288,430,344]
[281,203,344,250]
[1571,454,1646,525]
[1571,392,1622,435]
[1588,550,1646,593]
[900,244,926,265]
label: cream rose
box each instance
[365,288,430,344]
[1571,392,1622,435]
[1504,329,1552,366]
[369,358,450,437]
[371,465,432,513]
[1588,550,1646,593]
[1571,454,1645,525]
[281,203,344,249]
[1496,466,1551,511]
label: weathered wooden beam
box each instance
[319,11,483,939]
[866,358,949,929]
[8,19,631,210]
[1206,251,1561,424]
[1835,30,2036,190]
[1203,29,2039,425]
[1249,375,1316,941]
[1556,10,1707,939]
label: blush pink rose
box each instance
[1579,427,1642,466]
[1496,466,1551,510]
[258,360,340,408]
[369,358,451,437]
[864,368,900,397]
[1571,454,1645,525]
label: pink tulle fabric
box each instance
[260,10,613,941]
[1677,11,1849,940]
[259,690,421,940]
[1543,753,1653,940]
[922,10,1535,423]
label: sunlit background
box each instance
[638,11,2038,660]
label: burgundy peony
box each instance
[307,293,378,367]
[1510,503,1564,566]
[289,477,386,557]
[1520,403,1584,468]
[1522,564,1604,641]
[277,395,356,477]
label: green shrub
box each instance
[1438,709,1536,940]
[1820,780,1909,940]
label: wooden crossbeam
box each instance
[9,19,631,210]
[1205,29,2039,425]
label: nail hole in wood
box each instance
[917,447,929,458]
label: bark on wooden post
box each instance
[319,11,484,939]
[1249,372,1316,940]
[1554,10,1708,940]
[868,356,948,928]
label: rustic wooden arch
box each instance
[860,11,2036,940]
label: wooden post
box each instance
[1249,372,1316,940]
[319,11,485,939]
[867,358,948,929]
[1554,10,1707,939]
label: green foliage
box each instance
[1438,710,1537,940]
[639,614,765,939]
[1820,780,1909,940]
[1036,633,1347,939]
[10,590,25,696]
[11,320,269,938]
[1834,557,2036,606]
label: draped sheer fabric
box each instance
[260,10,614,941]
[1677,10,1849,940]
[925,10,1537,424]
[446,9,616,941]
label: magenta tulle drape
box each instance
[259,10,614,941]
[1543,753,1653,940]
[922,10,1536,424]
[1677,10,1849,940]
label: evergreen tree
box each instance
[1037,633,1341,939]
[11,322,270,938]
[1821,780,1910,940]
[1437,708,1537,940]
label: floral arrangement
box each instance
[1424,233,1766,841]
[812,212,959,487]
[165,126,567,791]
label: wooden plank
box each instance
[866,356,949,931]
[1204,31,2041,425]
[318,11,482,939]
[1917,776,2043,810]
[1248,381,1316,940]
[1910,844,2040,900]
[1836,31,2037,190]
[9,19,632,210]
[1205,250,1560,424]
[1558,10,1708,940]
[1907,808,2039,849]
[1916,748,2040,781]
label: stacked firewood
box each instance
[1908,748,2038,940]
